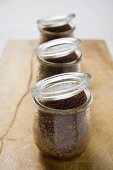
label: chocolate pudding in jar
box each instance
[37,13,76,43]
[31,72,93,159]
[36,38,83,80]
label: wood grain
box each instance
[0,40,113,170]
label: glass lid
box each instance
[36,38,81,60]
[37,13,76,28]
[31,72,91,101]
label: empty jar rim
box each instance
[35,38,82,66]
[31,72,92,101]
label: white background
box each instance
[0,0,113,58]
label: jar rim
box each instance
[37,13,76,28]
[30,72,92,101]
[32,88,93,115]
[35,38,81,61]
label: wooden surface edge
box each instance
[0,40,37,162]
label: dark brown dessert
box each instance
[43,24,72,33]
[46,52,78,63]
[40,91,87,109]
[40,24,74,43]
[33,91,90,159]
[38,52,79,80]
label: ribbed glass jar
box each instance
[31,72,93,159]
[36,38,83,80]
[37,13,76,43]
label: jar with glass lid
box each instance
[31,72,93,159]
[37,13,76,43]
[36,37,83,80]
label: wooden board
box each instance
[0,40,113,170]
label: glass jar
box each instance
[37,13,76,43]
[31,72,93,159]
[36,37,83,80]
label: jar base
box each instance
[38,144,87,160]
